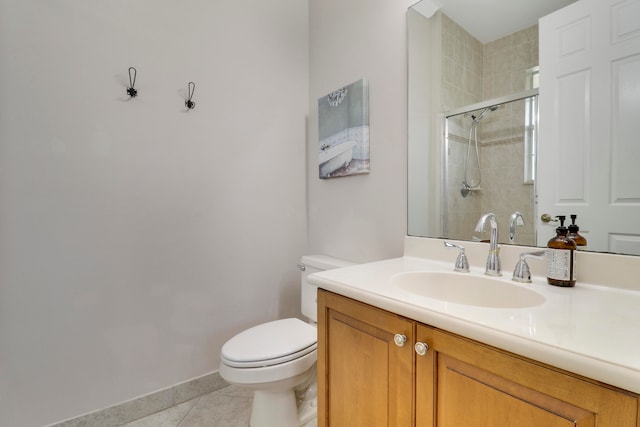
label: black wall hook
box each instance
[185,82,195,109]
[127,67,138,98]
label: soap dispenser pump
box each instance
[568,214,587,248]
[546,215,577,287]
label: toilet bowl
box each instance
[220,318,318,427]
[219,255,354,427]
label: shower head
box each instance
[471,104,500,124]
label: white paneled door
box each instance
[538,0,640,254]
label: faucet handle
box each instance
[512,250,545,283]
[444,241,470,273]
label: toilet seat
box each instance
[221,318,317,368]
[222,343,317,368]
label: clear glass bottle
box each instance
[568,214,587,248]
[546,216,577,287]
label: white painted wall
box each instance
[308,0,414,263]
[0,1,308,425]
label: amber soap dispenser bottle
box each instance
[568,214,587,248]
[546,215,577,287]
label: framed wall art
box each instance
[317,78,370,179]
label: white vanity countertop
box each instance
[309,255,640,394]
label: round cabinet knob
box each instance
[415,342,429,356]
[393,334,407,347]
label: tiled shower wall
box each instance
[442,14,537,245]
[441,14,483,112]
[441,14,483,240]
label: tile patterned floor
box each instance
[121,385,318,427]
[121,385,252,427]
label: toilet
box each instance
[219,255,354,427]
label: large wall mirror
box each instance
[408,0,640,256]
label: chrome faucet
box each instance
[509,211,525,243]
[475,213,501,276]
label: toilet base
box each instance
[221,361,317,427]
[251,389,298,427]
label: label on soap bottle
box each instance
[546,248,576,281]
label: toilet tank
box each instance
[300,255,355,322]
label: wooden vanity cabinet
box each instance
[419,326,639,426]
[319,289,639,427]
[317,289,415,426]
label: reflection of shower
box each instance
[460,104,500,197]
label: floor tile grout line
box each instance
[175,396,201,427]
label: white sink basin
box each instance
[393,271,545,308]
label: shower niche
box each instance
[443,91,538,246]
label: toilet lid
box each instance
[221,318,317,368]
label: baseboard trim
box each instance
[47,371,227,427]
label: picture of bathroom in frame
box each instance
[318,78,370,179]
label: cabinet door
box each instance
[317,290,414,427]
[433,330,638,427]
[415,323,436,426]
